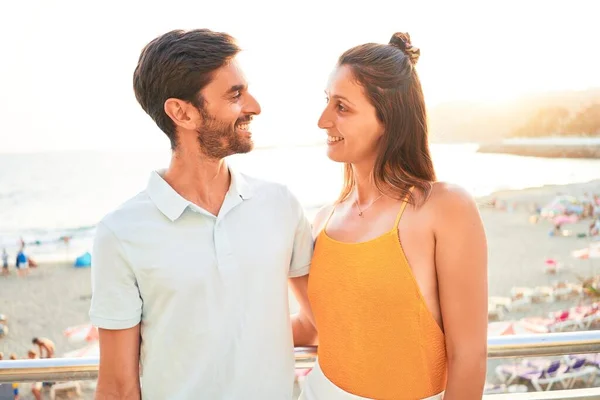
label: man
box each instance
[15,249,28,277]
[27,350,42,400]
[31,337,55,359]
[2,248,8,276]
[89,29,317,400]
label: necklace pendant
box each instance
[358,211,363,217]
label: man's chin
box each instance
[226,141,254,157]
[238,138,254,154]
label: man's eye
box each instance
[233,91,241,99]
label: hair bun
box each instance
[389,32,420,65]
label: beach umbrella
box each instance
[488,320,549,336]
[541,195,582,218]
[552,214,579,226]
[64,323,99,343]
[63,342,99,358]
[540,204,566,218]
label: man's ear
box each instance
[164,98,201,131]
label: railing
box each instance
[2,331,600,398]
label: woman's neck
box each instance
[351,161,383,205]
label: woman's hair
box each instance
[336,32,436,206]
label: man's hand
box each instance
[289,275,318,346]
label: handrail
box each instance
[481,388,600,399]
[487,330,600,358]
[1,331,600,384]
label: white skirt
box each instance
[299,361,444,400]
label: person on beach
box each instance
[301,33,488,400]
[89,29,315,399]
[8,354,19,400]
[25,350,42,400]
[2,248,8,276]
[591,217,600,237]
[15,249,28,277]
[32,337,55,359]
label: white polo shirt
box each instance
[89,167,313,400]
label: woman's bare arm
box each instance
[433,184,488,400]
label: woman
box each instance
[302,33,488,399]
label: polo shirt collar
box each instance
[147,164,253,222]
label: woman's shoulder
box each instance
[422,182,482,233]
[423,181,476,209]
[312,203,336,237]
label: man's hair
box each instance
[133,29,241,149]
[32,337,39,344]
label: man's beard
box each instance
[196,108,253,159]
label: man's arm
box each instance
[289,275,317,346]
[288,204,336,346]
[286,188,321,346]
[434,185,488,400]
[41,344,50,359]
[89,220,143,399]
[95,326,141,400]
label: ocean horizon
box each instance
[1,142,599,261]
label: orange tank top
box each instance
[307,193,447,399]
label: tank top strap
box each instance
[393,186,415,227]
[322,204,337,231]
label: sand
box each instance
[1,180,600,398]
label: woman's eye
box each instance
[337,103,347,112]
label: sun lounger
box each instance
[483,383,528,394]
[524,357,597,391]
[488,302,506,321]
[571,353,600,367]
[49,381,82,400]
[512,360,562,389]
[495,359,561,385]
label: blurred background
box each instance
[1,0,599,397]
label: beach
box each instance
[1,179,600,398]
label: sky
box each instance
[1,0,599,153]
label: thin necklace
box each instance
[355,194,384,217]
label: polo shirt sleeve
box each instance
[89,221,142,330]
[287,189,313,278]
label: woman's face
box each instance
[318,65,384,164]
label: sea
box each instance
[1,143,600,263]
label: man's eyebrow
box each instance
[225,84,246,95]
[325,91,355,106]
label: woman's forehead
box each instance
[327,66,367,103]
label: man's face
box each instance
[195,58,261,159]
